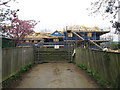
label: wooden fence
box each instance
[75,48,120,87]
[2,47,34,82]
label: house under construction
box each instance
[21,25,110,50]
[63,25,110,49]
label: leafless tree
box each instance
[0,0,18,24]
[88,0,120,34]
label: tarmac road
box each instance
[14,63,101,88]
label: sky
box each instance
[9,0,112,32]
[8,0,119,41]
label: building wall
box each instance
[64,32,100,40]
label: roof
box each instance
[25,32,59,40]
[63,25,110,32]
[51,30,64,36]
[58,31,64,35]
[42,33,52,36]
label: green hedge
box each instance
[2,38,15,48]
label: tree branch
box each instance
[0,0,11,7]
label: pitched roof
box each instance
[25,32,58,40]
[58,31,64,35]
[50,30,64,37]
[64,25,104,32]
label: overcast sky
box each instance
[8,0,113,33]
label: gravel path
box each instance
[13,63,101,88]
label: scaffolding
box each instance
[64,25,110,50]
[72,31,103,50]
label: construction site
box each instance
[2,25,120,88]
[1,0,120,88]
[19,25,119,52]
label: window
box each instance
[55,32,59,35]
[38,40,40,42]
[87,33,92,37]
[68,33,73,37]
[59,38,63,41]
[34,40,37,43]
[26,40,29,42]
[53,39,59,42]
[29,40,32,42]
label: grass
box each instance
[2,61,34,88]
[77,64,87,70]
[77,64,118,88]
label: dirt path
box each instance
[13,63,101,88]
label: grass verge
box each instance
[77,64,118,88]
[2,61,34,88]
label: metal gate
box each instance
[34,41,75,64]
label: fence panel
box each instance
[75,48,120,87]
[2,47,34,82]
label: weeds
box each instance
[77,64,118,88]
[77,64,87,70]
[2,61,34,88]
[87,69,92,76]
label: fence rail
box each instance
[75,48,120,87]
[2,47,34,82]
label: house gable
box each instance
[51,30,64,37]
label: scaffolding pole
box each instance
[72,31,103,50]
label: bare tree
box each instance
[88,0,120,34]
[0,0,18,25]
[0,0,19,38]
